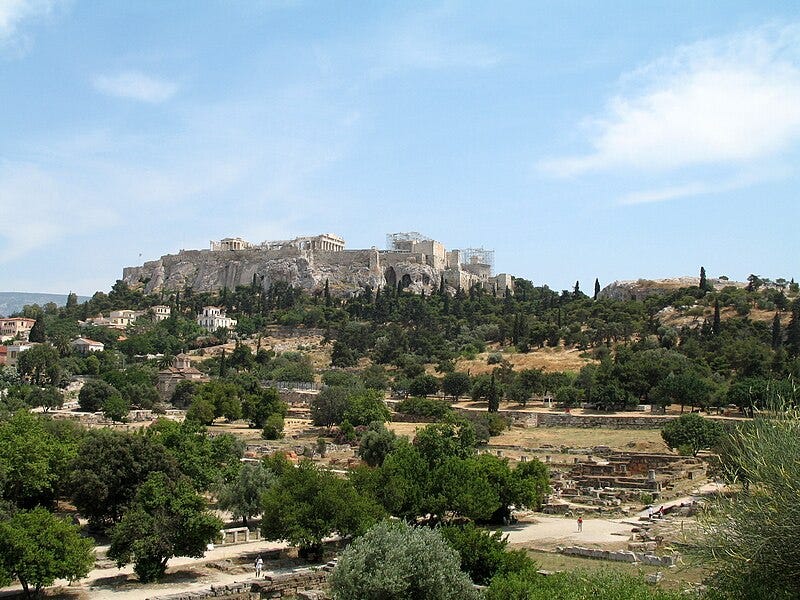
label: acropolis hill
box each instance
[122,232,515,297]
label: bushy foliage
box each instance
[215,461,274,527]
[439,523,536,586]
[108,472,222,582]
[661,413,724,456]
[396,396,452,419]
[0,507,94,598]
[486,570,683,600]
[692,405,800,599]
[329,520,480,600]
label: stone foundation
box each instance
[145,569,330,600]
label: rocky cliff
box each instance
[122,247,470,297]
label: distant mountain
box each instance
[0,292,90,317]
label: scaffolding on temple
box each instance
[386,231,432,251]
[459,247,495,272]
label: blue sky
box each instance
[2,1,799,295]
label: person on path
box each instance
[255,556,263,578]
[577,516,583,532]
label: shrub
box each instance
[440,523,536,586]
[396,397,452,419]
[329,520,479,600]
[261,413,284,440]
[486,570,683,600]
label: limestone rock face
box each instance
[122,247,476,297]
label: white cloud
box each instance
[0,0,63,54]
[541,24,800,177]
[93,71,179,103]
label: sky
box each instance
[1,1,800,295]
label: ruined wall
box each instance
[145,570,330,600]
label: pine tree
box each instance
[772,313,782,350]
[699,266,707,291]
[28,315,46,342]
[594,278,600,300]
[66,292,78,309]
[713,300,721,335]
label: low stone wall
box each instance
[145,569,330,600]
[558,546,678,567]
[533,413,676,429]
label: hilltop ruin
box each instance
[122,232,514,297]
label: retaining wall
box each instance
[145,570,329,600]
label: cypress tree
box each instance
[772,313,782,350]
[594,278,600,300]
[219,349,227,377]
[28,315,46,342]
[713,299,721,335]
[487,374,500,413]
[66,292,78,309]
[324,279,332,307]
[787,299,800,356]
[573,280,580,298]
[699,266,707,291]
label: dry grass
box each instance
[490,427,670,453]
[455,346,593,376]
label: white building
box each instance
[197,306,237,332]
[71,337,105,355]
[151,305,171,321]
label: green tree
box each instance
[0,412,77,509]
[103,393,130,422]
[78,379,117,413]
[414,419,477,468]
[661,413,724,456]
[329,520,479,600]
[440,523,535,586]
[342,388,390,426]
[408,374,440,397]
[699,266,707,291]
[0,507,94,599]
[108,472,222,582]
[442,371,471,399]
[261,413,284,439]
[311,386,351,428]
[215,462,274,527]
[186,397,216,425]
[594,278,600,300]
[27,386,63,412]
[28,316,45,343]
[358,421,398,467]
[260,458,383,560]
[69,429,180,529]
[17,344,62,387]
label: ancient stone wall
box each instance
[145,570,330,600]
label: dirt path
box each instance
[0,539,296,600]
[500,514,634,549]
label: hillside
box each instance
[0,292,89,317]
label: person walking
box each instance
[255,555,264,578]
[577,516,583,532]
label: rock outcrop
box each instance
[598,277,744,301]
[122,246,502,297]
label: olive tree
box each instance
[329,520,479,600]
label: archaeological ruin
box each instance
[122,231,515,297]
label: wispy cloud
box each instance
[93,71,179,103]
[0,0,64,55]
[540,24,800,190]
